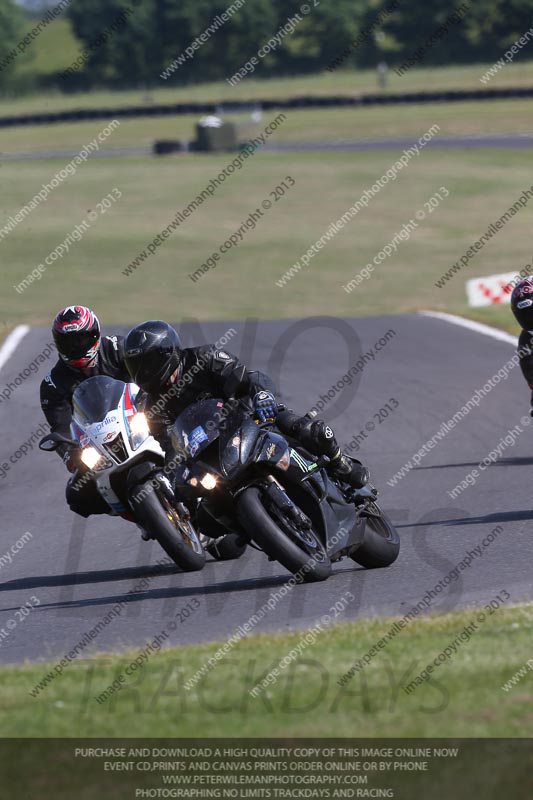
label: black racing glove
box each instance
[61,447,77,473]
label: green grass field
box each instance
[0,147,527,337]
[4,601,533,737]
[0,43,530,342]
[0,24,529,346]
[3,39,533,115]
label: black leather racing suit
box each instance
[142,345,359,494]
[518,330,533,403]
[142,345,276,454]
[40,335,130,517]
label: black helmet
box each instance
[124,320,182,394]
[511,277,533,330]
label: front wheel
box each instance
[131,483,205,572]
[236,486,331,582]
[350,503,400,569]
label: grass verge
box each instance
[4,601,533,737]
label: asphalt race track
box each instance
[4,133,533,163]
[0,313,531,666]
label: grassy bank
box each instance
[4,601,533,737]
[0,149,527,335]
[3,58,533,115]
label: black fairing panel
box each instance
[219,416,261,479]
[278,460,362,556]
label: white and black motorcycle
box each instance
[39,375,205,571]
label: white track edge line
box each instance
[0,325,30,374]
[419,311,516,346]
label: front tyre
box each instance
[131,483,205,572]
[350,503,400,569]
[236,486,331,582]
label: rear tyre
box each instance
[237,486,331,582]
[350,504,399,569]
[131,483,205,571]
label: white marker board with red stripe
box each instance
[466,272,518,307]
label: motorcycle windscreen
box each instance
[171,398,226,459]
[73,376,126,425]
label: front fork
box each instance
[261,475,312,531]
[128,463,191,524]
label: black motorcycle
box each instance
[171,398,400,582]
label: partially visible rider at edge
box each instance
[510,277,533,414]
[39,305,130,517]
[123,320,371,495]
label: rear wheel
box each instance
[350,503,399,569]
[237,486,331,582]
[131,483,205,571]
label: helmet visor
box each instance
[56,330,100,359]
[126,350,177,394]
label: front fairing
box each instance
[219,416,263,479]
[171,399,266,481]
[71,375,161,465]
[172,399,228,460]
[73,376,125,427]
[72,376,126,453]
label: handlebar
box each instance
[39,432,80,452]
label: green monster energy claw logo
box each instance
[290,448,317,473]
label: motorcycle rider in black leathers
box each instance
[40,305,130,517]
[511,277,533,409]
[123,321,370,510]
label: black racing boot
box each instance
[328,452,370,489]
[280,413,370,490]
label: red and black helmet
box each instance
[511,277,533,331]
[52,306,101,369]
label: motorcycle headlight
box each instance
[129,412,150,450]
[200,472,218,490]
[81,446,103,470]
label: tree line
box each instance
[1,0,532,91]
